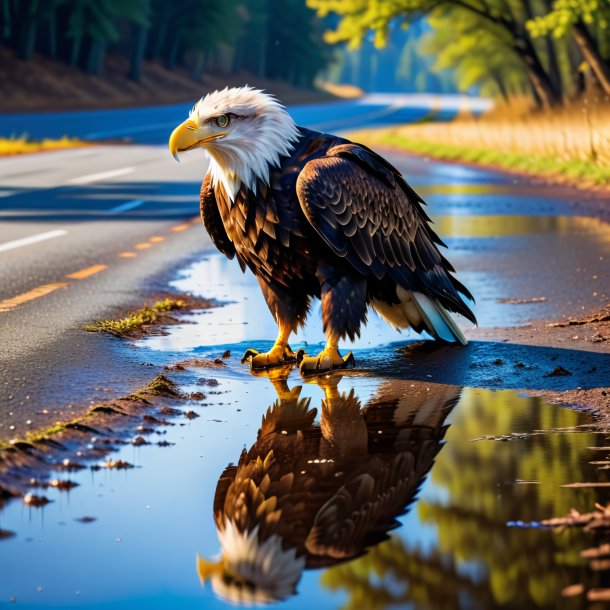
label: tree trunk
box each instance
[130,25,148,81]
[165,37,180,70]
[512,34,561,107]
[2,0,11,40]
[572,21,610,96]
[152,23,167,60]
[86,39,106,75]
[48,13,57,58]
[544,36,563,103]
[70,35,82,66]
[16,0,39,61]
[567,40,585,98]
[491,70,510,102]
[191,50,205,81]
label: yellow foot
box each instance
[241,343,304,371]
[299,347,355,376]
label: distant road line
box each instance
[68,167,134,185]
[0,229,67,253]
[66,264,107,280]
[106,199,145,214]
[0,283,69,313]
[170,223,190,232]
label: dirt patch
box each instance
[0,48,337,114]
[469,307,610,414]
[0,374,188,501]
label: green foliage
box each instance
[420,8,529,98]
[527,0,609,39]
[308,0,610,106]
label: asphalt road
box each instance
[0,94,494,435]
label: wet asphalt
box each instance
[0,94,608,437]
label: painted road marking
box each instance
[0,229,67,254]
[118,252,137,258]
[135,242,151,250]
[149,236,165,243]
[170,223,190,232]
[68,167,134,185]
[66,264,107,280]
[0,283,69,313]
[106,199,145,214]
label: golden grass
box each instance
[84,298,187,338]
[350,97,610,189]
[0,135,89,156]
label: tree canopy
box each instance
[308,0,610,106]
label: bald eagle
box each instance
[197,375,460,604]
[169,87,476,374]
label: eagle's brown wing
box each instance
[296,143,475,323]
[304,451,429,560]
[200,174,236,260]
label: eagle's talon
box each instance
[299,349,355,376]
[242,344,299,371]
[241,348,260,364]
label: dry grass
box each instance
[350,96,610,189]
[0,135,88,156]
[84,298,187,338]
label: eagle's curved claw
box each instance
[241,344,303,371]
[299,349,355,376]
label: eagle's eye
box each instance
[215,114,229,128]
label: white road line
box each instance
[68,167,134,185]
[0,229,67,253]
[106,199,145,214]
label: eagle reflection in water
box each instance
[198,372,461,605]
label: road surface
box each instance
[0,94,494,434]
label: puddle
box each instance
[0,365,608,609]
[1,245,609,608]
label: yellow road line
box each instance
[135,242,152,250]
[118,252,137,258]
[0,283,69,313]
[66,264,107,280]
[170,224,190,233]
[149,236,165,243]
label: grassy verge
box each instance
[0,135,88,156]
[84,298,188,338]
[349,98,610,191]
[351,128,610,190]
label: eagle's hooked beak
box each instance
[169,119,198,163]
[169,119,227,162]
[196,554,224,584]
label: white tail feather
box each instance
[411,292,468,346]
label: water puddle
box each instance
[0,365,608,609]
[1,247,610,608]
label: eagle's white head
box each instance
[169,86,300,200]
[197,521,305,605]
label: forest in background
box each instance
[311,0,610,108]
[0,0,330,89]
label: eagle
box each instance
[169,87,476,374]
[196,374,460,604]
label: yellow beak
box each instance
[169,119,200,162]
[196,555,224,584]
[169,119,228,162]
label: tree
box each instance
[527,0,610,96]
[307,0,564,107]
[419,8,531,100]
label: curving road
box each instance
[0,94,490,434]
